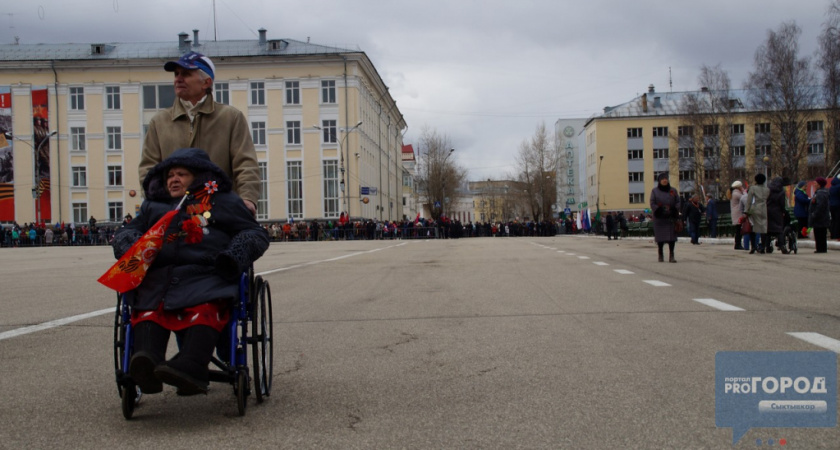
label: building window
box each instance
[250,82,265,106]
[808,143,825,154]
[807,121,824,132]
[755,123,771,134]
[72,202,88,223]
[678,147,695,159]
[70,127,86,151]
[756,145,771,157]
[285,81,300,105]
[629,193,644,204]
[679,170,696,181]
[286,121,301,145]
[628,172,644,182]
[106,126,122,151]
[106,86,121,110]
[257,162,268,220]
[731,146,746,157]
[627,128,642,138]
[72,166,87,187]
[107,165,123,186]
[652,127,668,137]
[142,84,175,110]
[653,148,669,159]
[108,202,123,222]
[251,121,266,146]
[627,149,643,160]
[678,126,694,136]
[70,87,85,110]
[214,82,229,105]
[703,147,721,158]
[321,120,337,144]
[704,170,720,181]
[323,160,339,218]
[703,125,719,136]
[287,161,303,219]
[730,124,745,134]
[321,80,336,104]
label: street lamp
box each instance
[440,148,455,219]
[5,130,57,223]
[763,156,770,178]
[313,120,363,218]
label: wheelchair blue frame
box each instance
[114,268,272,419]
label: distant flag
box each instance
[582,208,592,231]
[414,212,420,224]
[575,212,582,231]
[97,195,187,293]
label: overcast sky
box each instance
[1,0,830,179]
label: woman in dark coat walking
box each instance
[810,177,831,253]
[766,176,788,253]
[649,172,682,262]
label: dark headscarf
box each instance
[143,148,233,201]
[755,173,766,185]
[657,172,671,192]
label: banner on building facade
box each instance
[32,87,50,222]
[0,87,13,222]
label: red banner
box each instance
[32,88,50,222]
[0,87,12,221]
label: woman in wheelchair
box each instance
[112,148,269,396]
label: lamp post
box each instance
[763,156,770,178]
[5,130,57,223]
[313,121,362,218]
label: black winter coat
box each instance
[766,177,787,234]
[112,148,269,312]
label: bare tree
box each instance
[745,21,820,181]
[513,123,560,222]
[818,0,840,173]
[675,65,740,199]
[416,127,466,221]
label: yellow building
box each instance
[584,84,832,213]
[0,29,405,225]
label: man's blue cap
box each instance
[164,51,215,80]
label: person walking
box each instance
[766,176,788,254]
[730,181,745,250]
[684,194,704,245]
[793,180,811,239]
[705,194,718,238]
[810,177,831,253]
[140,52,260,216]
[829,176,840,240]
[745,173,770,254]
[605,212,615,240]
[650,172,682,262]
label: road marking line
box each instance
[556,250,565,253]
[566,253,576,256]
[577,256,590,259]
[614,269,634,275]
[693,298,745,311]
[787,332,840,353]
[0,308,113,342]
[593,262,609,266]
[643,280,671,287]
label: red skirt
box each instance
[131,300,230,332]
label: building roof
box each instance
[594,85,753,121]
[0,32,356,61]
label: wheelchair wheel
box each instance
[121,383,138,420]
[236,370,248,416]
[786,228,798,254]
[114,294,127,397]
[251,276,273,403]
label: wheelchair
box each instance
[113,267,273,419]
[765,210,798,255]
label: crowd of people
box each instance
[1,216,128,247]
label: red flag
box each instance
[98,209,179,293]
[414,212,420,224]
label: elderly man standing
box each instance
[140,51,260,216]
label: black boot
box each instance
[129,321,170,394]
[154,325,219,396]
[669,251,677,263]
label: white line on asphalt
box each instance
[787,332,840,353]
[2,243,404,342]
[556,250,565,253]
[614,269,634,275]
[643,280,671,287]
[566,253,576,256]
[593,262,609,266]
[693,298,745,311]
[577,256,590,260]
[0,308,113,342]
